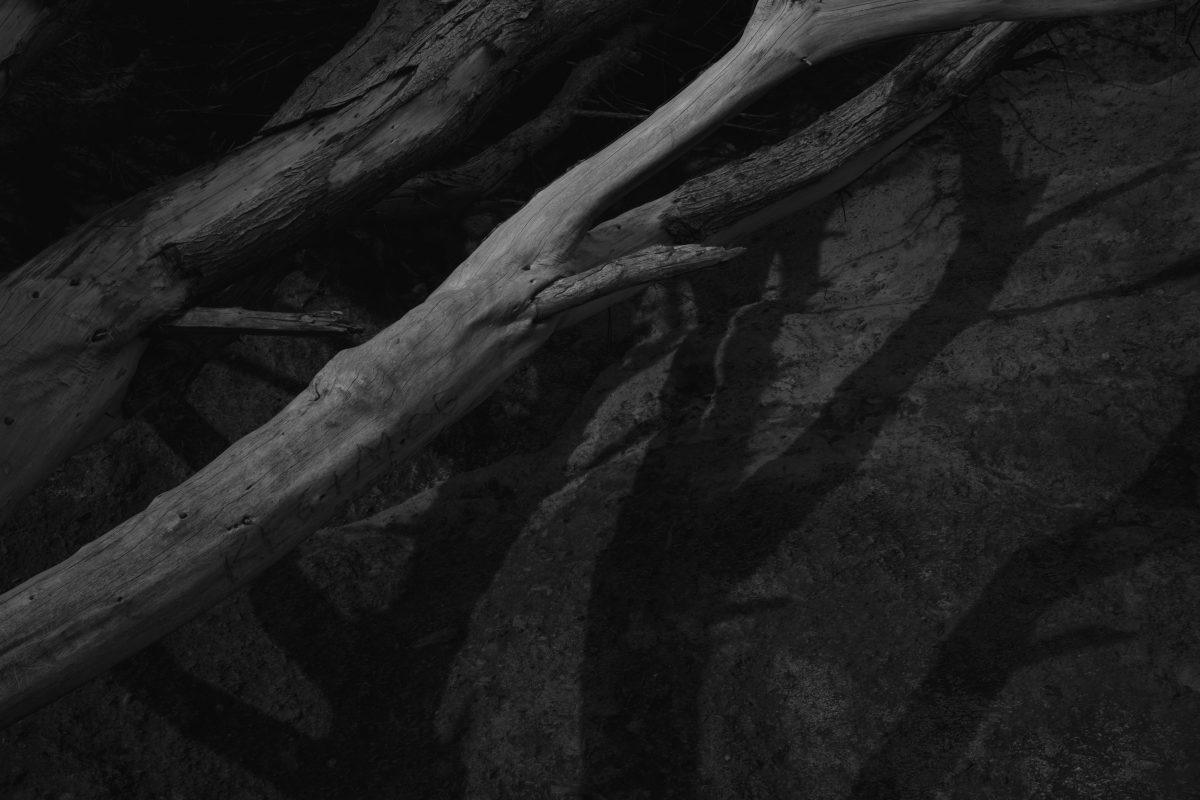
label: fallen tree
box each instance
[0,0,1177,728]
[0,0,651,521]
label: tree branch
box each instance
[162,308,362,337]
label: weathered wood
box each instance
[299,21,1059,548]
[163,308,362,337]
[263,0,449,130]
[576,19,1044,266]
[532,244,745,320]
[0,0,650,521]
[371,23,652,221]
[0,0,1175,728]
[0,0,90,101]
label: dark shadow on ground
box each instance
[847,372,1200,799]
[578,105,1183,799]
[119,469,555,797]
[122,517,516,798]
[116,334,660,797]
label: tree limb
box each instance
[162,308,362,338]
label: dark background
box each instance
[2,3,1199,798]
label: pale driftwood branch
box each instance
[531,244,745,321]
[163,308,363,337]
[0,0,1174,728]
[0,0,650,521]
[577,20,1045,264]
[549,20,1045,326]
[309,20,1052,541]
[370,23,652,221]
[0,0,90,101]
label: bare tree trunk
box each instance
[0,0,1176,728]
[0,0,90,101]
[0,0,649,521]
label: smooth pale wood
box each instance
[0,0,649,521]
[0,0,90,101]
[164,308,362,337]
[0,0,1175,727]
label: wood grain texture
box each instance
[164,308,362,337]
[370,23,652,221]
[0,0,649,520]
[0,0,1177,727]
[578,20,1044,263]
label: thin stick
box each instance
[163,308,363,337]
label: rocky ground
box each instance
[2,8,1199,800]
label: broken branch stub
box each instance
[531,244,746,321]
[0,0,1177,728]
[532,242,744,321]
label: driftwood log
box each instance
[0,0,650,521]
[0,0,1176,728]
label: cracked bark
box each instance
[0,0,650,520]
